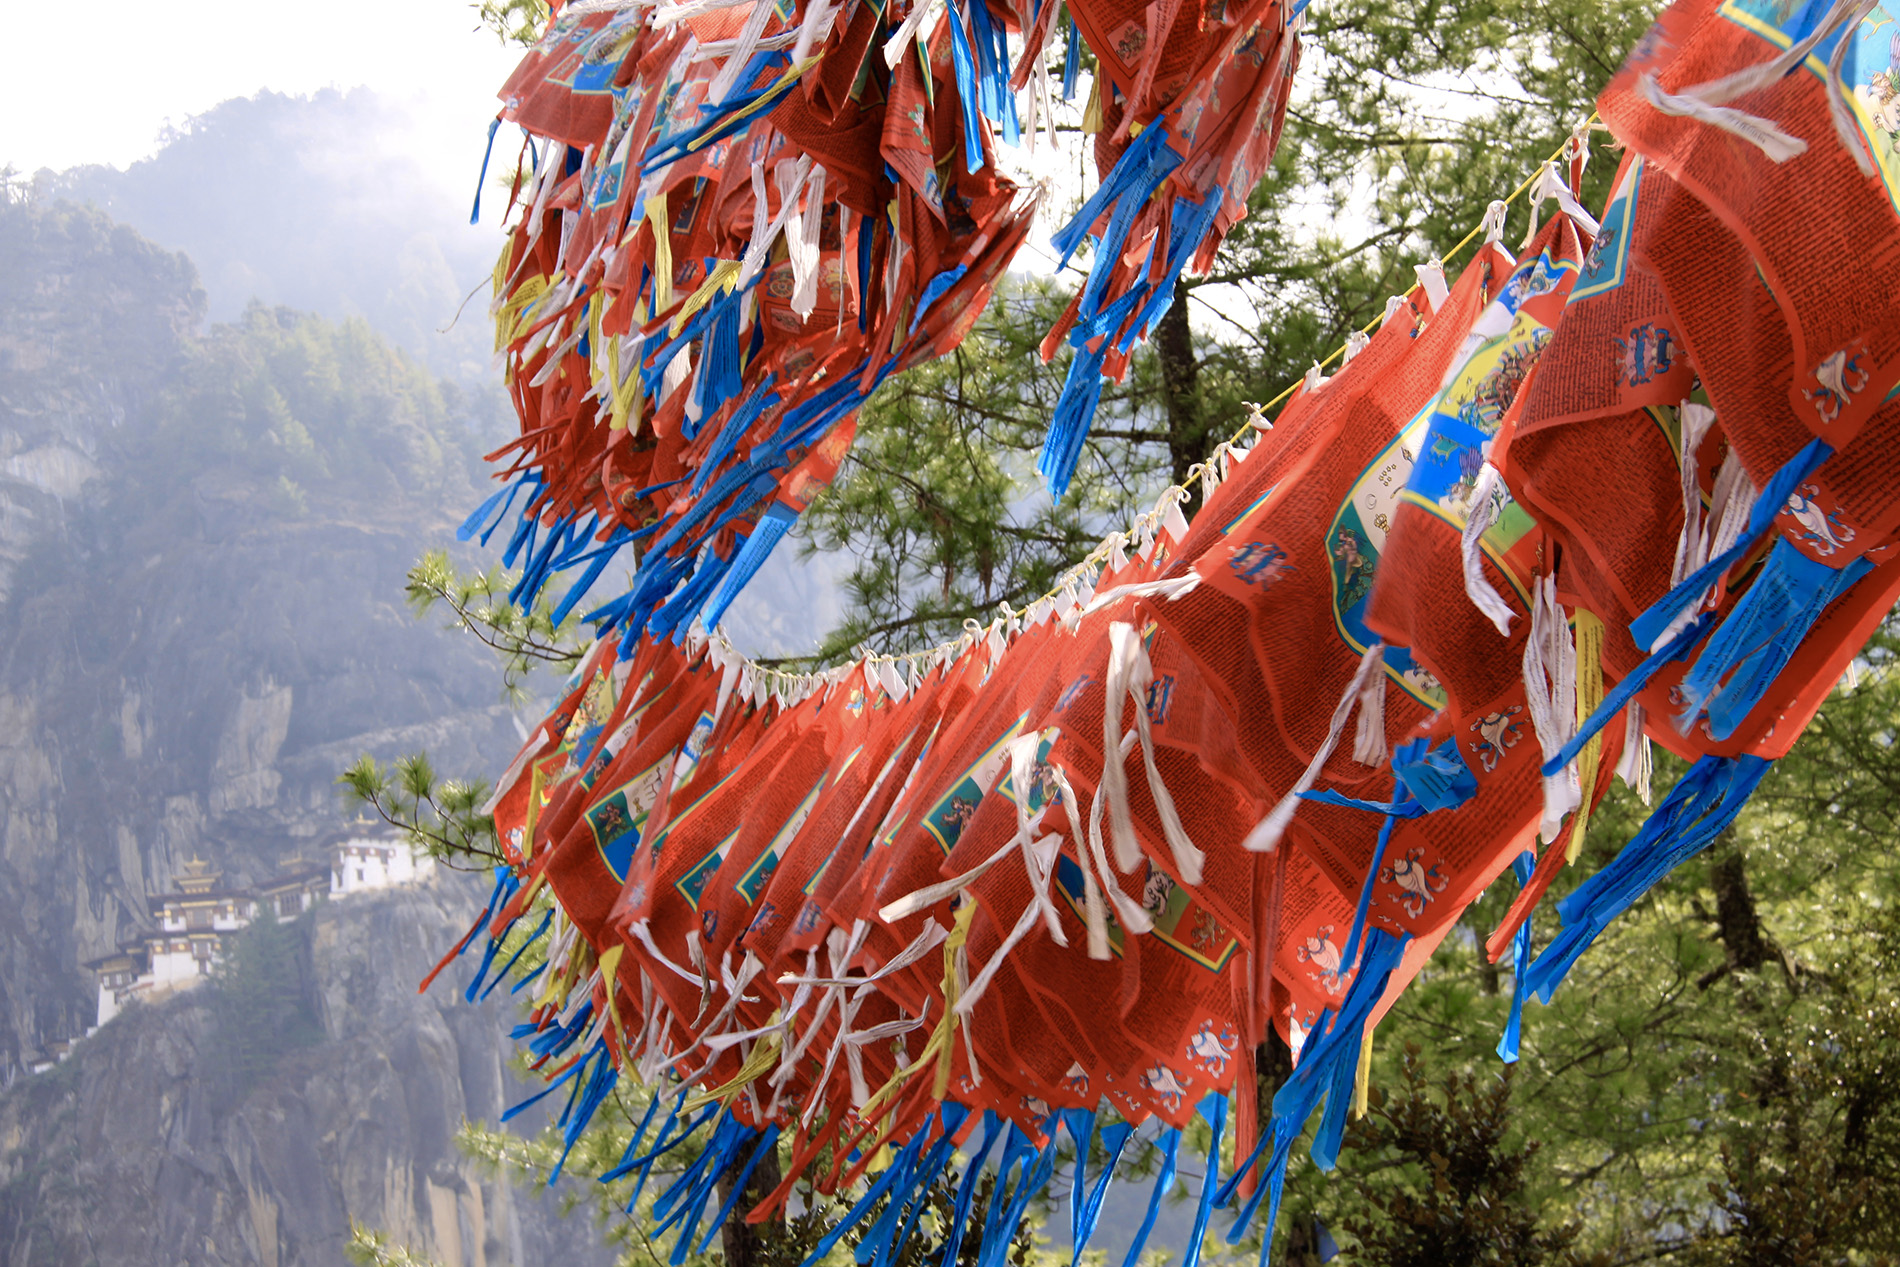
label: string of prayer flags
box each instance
[428,2,1900,1263]
[469,0,1311,639]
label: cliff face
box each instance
[0,195,610,1262]
[0,877,613,1267]
[0,196,523,1068]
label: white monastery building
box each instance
[84,831,434,1031]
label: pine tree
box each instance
[209,905,322,1093]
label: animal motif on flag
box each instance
[1141,1063,1188,1111]
[1470,706,1525,772]
[1783,483,1859,556]
[1297,926,1345,992]
[1380,848,1450,920]
[1186,1021,1239,1075]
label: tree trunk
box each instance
[718,1142,784,1267]
[1710,834,1771,975]
[1155,281,1209,501]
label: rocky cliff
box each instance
[0,876,613,1267]
[0,194,614,1262]
[0,195,524,1069]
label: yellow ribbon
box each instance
[1567,609,1606,864]
[684,1025,785,1112]
[595,942,631,1050]
[1353,1024,1376,1119]
[668,258,743,338]
[644,193,674,316]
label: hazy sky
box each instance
[0,0,521,196]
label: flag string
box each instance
[710,114,1603,693]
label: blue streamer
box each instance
[1062,18,1081,99]
[1542,611,1715,776]
[1038,339,1109,496]
[1496,851,1537,1062]
[601,1088,667,1184]
[1525,755,1771,1003]
[1629,437,1832,650]
[1075,1120,1135,1263]
[551,1039,620,1183]
[1679,537,1872,740]
[1180,1097,1227,1267]
[702,503,797,631]
[1120,1127,1180,1267]
[481,908,552,1001]
[470,115,503,224]
[938,1112,1003,1267]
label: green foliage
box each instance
[1330,1050,1581,1266]
[477,0,552,46]
[1312,627,1900,1265]
[348,1221,448,1267]
[800,279,1156,657]
[208,906,324,1094]
[136,303,482,511]
[338,751,504,872]
[406,547,587,696]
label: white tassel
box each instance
[1086,733,1155,938]
[1099,622,1145,873]
[1651,449,1755,652]
[1825,1,1883,177]
[1101,623,1204,883]
[884,0,947,67]
[1245,641,1386,852]
[1341,328,1371,365]
[1638,73,1807,163]
[1480,199,1509,246]
[656,0,753,28]
[1670,402,1718,586]
[738,155,814,290]
[629,918,703,984]
[1528,162,1601,237]
[1008,733,1068,943]
[844,1004,930,1047]
[660,345,693,403]
[1050,766,1111,959]
[1081,570,1199,615]
[1123,641,1204,885]
[1461,462,1519,636]
[955,834,1064,1017]
[876,806,1046,923]
[1614,702,1653,806]
[790,0,839,67]
[1660,0,1866,121]
[1522,576,1580,843]
[880,657,909,700]
[779,919,947,987]
[1161,492,1191,543]
[1413,261,1449,313]
[674,951,767,1062]
[789,165,827,320]
[1351,658,1387,767]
